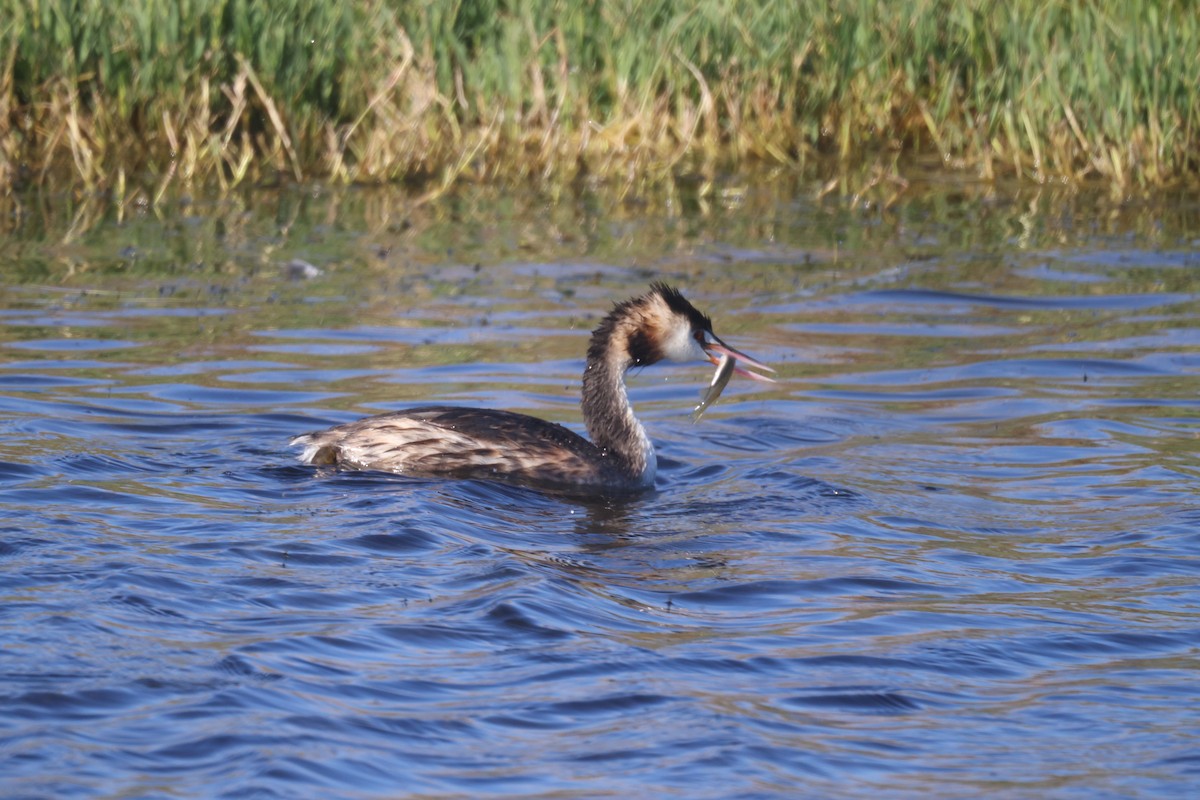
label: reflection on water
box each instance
[1,180,1199,798]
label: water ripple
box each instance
[2,187,1198,798]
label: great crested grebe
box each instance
[291,283,774,493]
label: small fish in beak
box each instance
[692,335,775,421]
[703,335,776,382]
[692,353,736,421]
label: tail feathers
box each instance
[289,433,339,465]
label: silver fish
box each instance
[691,353,737,422]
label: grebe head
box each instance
[615,282,775,381]
[578,283,774,483]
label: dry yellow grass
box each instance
[2,1,1196,199]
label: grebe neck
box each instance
[580,331,656,486]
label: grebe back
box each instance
[291,283,773,493]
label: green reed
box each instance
[2,0,1196,196]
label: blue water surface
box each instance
[1,182,1198,798]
